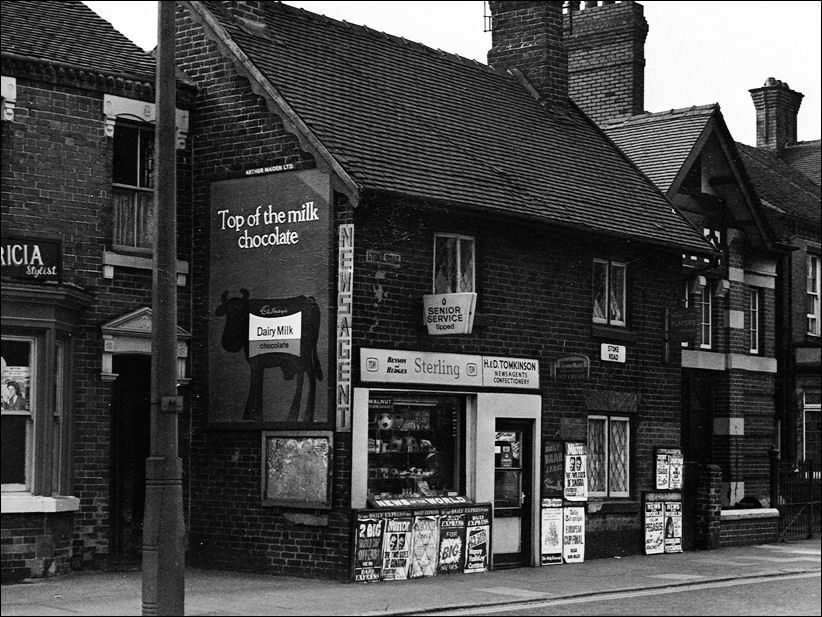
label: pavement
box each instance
[2,538,820,616]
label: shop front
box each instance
[351,348,541,580]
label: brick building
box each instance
[1,1,194,581]
[738,79,821,467]
[174,0,714,579]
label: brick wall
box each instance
[0,513,74,582]
[564,1,648,124]
[1,59,192,576]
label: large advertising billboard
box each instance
[209,169,330,424]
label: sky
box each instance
[83,1,822,147]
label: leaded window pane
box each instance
[609,263,625,324]
[593,261,607,322]
[458,238,474,292]
[587,418,606,493]
[608,420,628,493]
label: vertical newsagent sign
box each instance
[209,169,331,424]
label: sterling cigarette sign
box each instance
[361,349,539,389]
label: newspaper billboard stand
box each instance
[352,502,492,582]
[645,446,684,554]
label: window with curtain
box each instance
[809,255,820,336]
[113,122,155,251]
[593,259,626,327]
[433,233,475,294]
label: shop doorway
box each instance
[492,419,533,568]
[110,355,151,563]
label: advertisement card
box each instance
[437,511,466,575]
[353,516,384,582]
[464,508,490,573]
[540,500,563,565]
[644,501,664,555]
[409,515,440,578]
[664,501,683,553]
[381,516,413,580]
[563,506,585,564]
[564,443,588,501]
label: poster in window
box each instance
[564,443,588,501]
[409,514,440,578]
[464,506,490,573]
[563,506,585,564]
[209,169,330,424]
[437,510,466,575]
[542,440,564,497]
[644,501,664,555]
[1,355,30,412]
[353,516,385,582]
[540,499,563,565]
[381,516,413,580]
[664,501,683,553]
[262,432,332,509]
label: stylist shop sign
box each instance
[2,236,61,282]
[423,293,477,335]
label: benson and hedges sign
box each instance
[360,348,539,389]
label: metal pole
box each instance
[142,2,185,614]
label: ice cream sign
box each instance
[248,303,301,358]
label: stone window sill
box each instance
[1,494,80,513]
[103,250,189,286]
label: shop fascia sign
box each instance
[422,293,477,335]
[361,348,539,389]
[1,235,61,282]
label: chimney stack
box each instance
[564,1,648,124]
[487,1,568,108]
[749,77,804,151]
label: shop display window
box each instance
[1,338,34,491]
[367,394,465,501]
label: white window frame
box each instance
[1,335,37,493]
[808,255,820,336]
[592,259,627,327]
[433,233,476,294]
[587,415,630,499]
[749,289,760,354]
[112,120,155,253]
[699,285,712,349]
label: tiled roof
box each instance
[0,0,156,82]
[780,140,821,187]
[602,105,717,193]
[736,142,822,228]
[193,1,713,255]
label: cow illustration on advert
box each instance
[215,289,324,422]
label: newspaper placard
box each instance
[563,506,585,564]
[464,508,490,573]
[542,440,564,497]
[664,501,683,553]
[437,510,466,575]
[540,499,563,565]
[382,516,413,580]
[409,514,440,578]
[564,443,588,501]
[353,516,385,582]
[655,448,684,490]
[644,501,664,555]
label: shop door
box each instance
[111,355,151,562]
[492,419,533,568]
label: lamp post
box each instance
[142,2,185,614]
